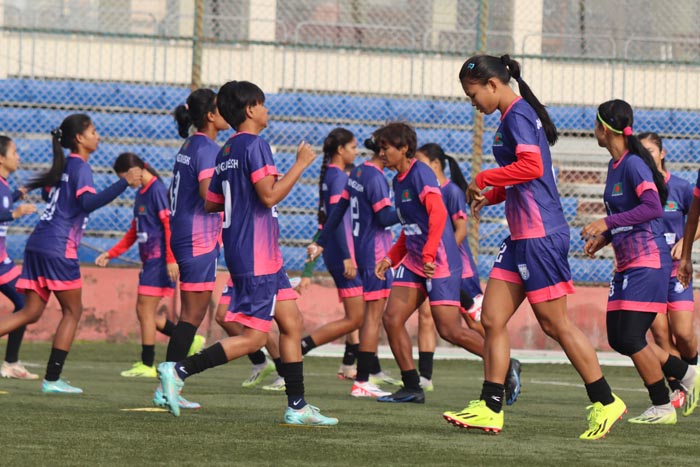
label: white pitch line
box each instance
[529,379,646,393]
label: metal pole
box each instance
[469,0,488,265]
[191,0,204,90]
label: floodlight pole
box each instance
[191,0,205,90]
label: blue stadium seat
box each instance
[91,172,134,202]
[634,109,674,134]
[479,202,505,221]
[569,227,585,253]
[14,138,53,166]
[671,110,700,136]
[560,197,578,222]
[478,222,509,249]
[281,245,321,272]
[5,234,29,261]
[267,93,303,117]
[279,182,318,210]
[476,254,495,279]
[569,257,614,284]
[548,106,587,132]
[673,170,697,186]
[278,213,317,241]
[662,139,694,162]
[88,205,133,232]
[79,235,141,264]
[0,79,30,103]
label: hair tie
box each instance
[184,103,189,111]
[143,163,148,168]
[622,126,633,136]
[51,127,62,139]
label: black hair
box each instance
[598,100,668,205]
[459,54,558,146]
[417,143,468,192]
[0,135,11,158]
[317,127,355,226]
[364,135,380,153]
[375,122,417,159]
[637,131,665,171]
[113,152,160,180]
[216,80,266,130]
[173,88,217,138]
[26,113,92,191]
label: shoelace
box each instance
[585,403,602,430]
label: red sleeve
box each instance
[386,231,407,266]
[108,220,137,258]
[160,213,177,264]
[484,186,507,204]
[422,191,447,264]
[475,147,544,189]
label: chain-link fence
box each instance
[1,0,700,283]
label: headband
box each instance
[596,112,632,136]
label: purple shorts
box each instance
[225,268,298,332]
[16,250,81,301]
[461,275,482,299]
[328,266,363,300]
[359,267,392,301]
[177,246,219,292]
[667,274,694,312]
[138,258,175,297]
[608,264,671,314]
[490,231,574,304]
[392,264,460,307]
[219,276,234,307]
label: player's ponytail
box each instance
[113,152,160,180]
[26,113,91,191]
[317,127,354,226]
[597,100,667,205]
[174,88,217,138]
[417,143,468,192]
[459,54,558,146]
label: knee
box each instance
[382,310,402,331]
[435,322,458,344]
[538,318,561,340]
[25,308,43,325]
[214,309,227,328]
[62,303,83,320]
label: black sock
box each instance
[174,342,228,380]
[273,357,284,376]
[247,350,267,365]
[44,348,69,382]
[283,361,306,409]
[668,378,684,392]
[480,380,505,413]
[584,377,615,405]
[418,352,434,380]
[662,355,689,380]
[141,345,155,367]
[372,354,382,374]
[5,325,26,363]
[342,343,360,366]
[683,353,699,366]
[300,336,316,355]
[400,369,421,390]
[646,378,671,406]
[160,319,176,337]
[356,352,374,382]
[165,321,198,361]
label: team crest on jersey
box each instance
[493,132,504,146]
[611,182,623,196]
[664,200,679,212]
[401,189,412,202]
[356,167,362,178]
[224,144,231,155]
[138,205,146,215]
[622,275,628,290]
[517,263,530,280]
[2,196,8,209]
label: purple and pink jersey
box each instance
[134,177,171,262]
[0,177,21,283]
[169,133,222,259]
[321,164,355,269]
[345,161,393,269]
[492,98,568,239]
[604,152,666,272]
[207,132,284,278]
[393,159,461,278]
[661,173,693,275]
[440,180,478,280]
[25,154,96,258]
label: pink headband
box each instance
[622,126,633,136]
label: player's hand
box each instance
[307,242,323,262]
[423,262,436,279]
[95,252,110,267]
[375,257,391,280]
[583,235,607,258]
[343,258,357,279]
[124,167,143,187]
[581,218,608,240]
[167,262,179,283]
[12,203,37,219]
[470,197,489,221]
[677,257,693,289]
[467,180,485,204]
[671,239,684,261]
[296,141,317,169]
[294,277,311,294]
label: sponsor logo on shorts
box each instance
[2,196,8,209]
[622,275,628,290]
[517,263,530,280]
[674,280,686,293]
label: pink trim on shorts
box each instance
[76,186,96,198]
[180,281,216,292]
[339,287,363,299]
[46,277,82,290]
[218,295,231,306]
[138,285,174,297]
[0,265,20,285]
[489,267,522,284]
[667,301,694,312]
[16,278,50,302]
[607,300,666,314]
[525,280,575,304]
[429,299,460,307]
[226,312,272,332]
[277,287,298,301]
[198,168,215,181]
[364,289,390,301]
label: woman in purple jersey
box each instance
[639,132,698,409]
[0,136,39,380]
[299,128,366,366]
[583,99,699,423]
[5,114,141,393]
[95,152,181,378]
[446,55,624,440]
[156,89,227,409]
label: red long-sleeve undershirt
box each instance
[475,147,544,197]
[107,215,176,264]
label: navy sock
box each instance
[300,336,316,355]
[247,350,267,365]
[273,357,284,376]
[342,343,360,365]
[480,380,505,413]
[683,353,699,366]
[662,355,689,380]
[165,321,198,361]
[174,342,228,380]
[356,352,374,382]
[1,279,26,363]
[160,319,176,337]
[584,377,614,405]
[45,348,69,382]
[668,378,684,392]
[418,352,434,380]
[283,361,306,409]
[400,369,421,390]
[646,379,671,406]
[371,354,382,374]
[141,345,155,367]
